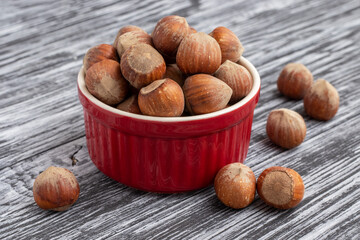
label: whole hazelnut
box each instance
[85,59,129,105]
[266,108,306,149]
[116,31,153,58]
[138,78,184,117]
[116,94,141,114]
[214,163,256,209]
[83,44,119,73]
[164,64,184,86]
[33,166,80,211]
[257,166,305,209]
[176,32,222,75]
[152,15,191,60]
[209,26,244,63]
[213,60,253,103]
[183,74,232,115]
[120,43,166,89]
[303,79,339,121]
[277,63,313,99]
[113,25,148,47]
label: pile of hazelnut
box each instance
[32,18,340,213]
[32,17,253,212]
[267,63,340,149]
[215,163,304,209]
[214,63,340,210]
[83,15,252,117]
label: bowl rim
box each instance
[77,56,260,123]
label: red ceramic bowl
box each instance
[78,56,260,193]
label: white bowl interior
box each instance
[78,56,260,122]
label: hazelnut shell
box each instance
[183,74,232,115]
[164,64,184,86]
[214,60,253,103]
[257,166,305,209]
[176,32,222,75]
[120,43,166,89]
[113,25,148,47]
[303,79,339,120]
[209,26,244,63]
[277,63,313,99]
[116,94,141,114]
[214,162,256,209]
[33,166,80,211]
[116,31,153,58]
[138,78,184,117]
[266,108,306,149]
[152,15,191,59]
[83,44,119,73]
[85,59,129,105]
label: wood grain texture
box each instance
[1,0,359,239]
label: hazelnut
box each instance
[303,79,339,121]
[33,166,80,211]
[116,94,141,114]
[277,63,313,99]
[85,59,129,105]
[164,64,184,86]
[213,60,253,103]
[257,166,305,209]
[209,26,244,63]
[214,163,256,209]
[113,25,148,47]
[120,43,166,89]
[138,78,184,117]
[152,15,191,60]
[83,44,119,73]
[183,74,232,115]
[116,31,153,58]
[176,32,222,75]
[266,108,306,149]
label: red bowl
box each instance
[78,57,260,193]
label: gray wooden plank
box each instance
[0,0,359,239]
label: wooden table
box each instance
[1,0,359,239]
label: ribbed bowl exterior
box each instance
[83,110,254,192]
[78,57,260,193]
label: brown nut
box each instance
[116,31,153,58]
[277,63,313,99]
[266,108,306,149]
[183,74,232,115]
[85,59,129,105]
[116,94,141,114]
[209,26,244,63]
[303,79,339,121]
[257,166,305,209]
[138,78,184,117]
[164,64,184,86]
[152,15,191,60]
[83,44,119,73]
[120,43,166,89]
[213,60,253,103]
[113,25,148,47]
[33,166,80,211]
[176,32,222,75]
[214,163,256,209]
